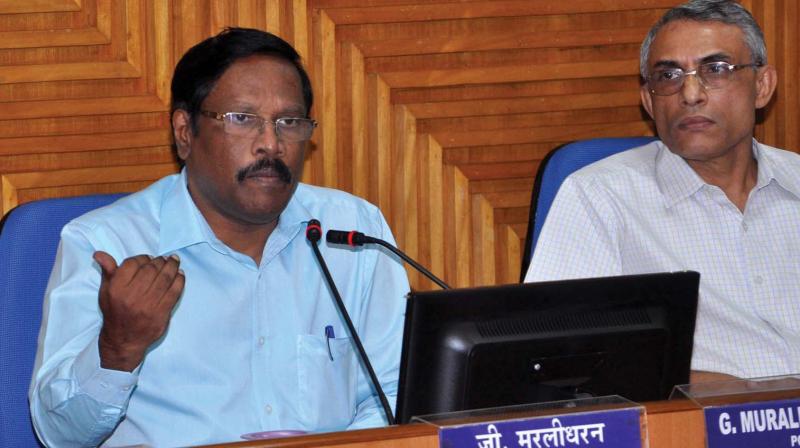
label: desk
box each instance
[204,399,705,448]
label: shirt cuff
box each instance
[74,337,139,407]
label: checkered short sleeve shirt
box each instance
[525,140,800,379]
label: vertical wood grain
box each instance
[367,73,392,212]
[471,193,495,286]
[311,8,336,187]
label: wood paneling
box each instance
[1,0,798,290]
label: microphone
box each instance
[326,230,450,290]
[305,220,396,426]
[305,219,322,242]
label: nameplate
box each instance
[438,407,643,448]
[705,398,800,448]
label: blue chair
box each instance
[520,137,658,280]
[0,193,125,448]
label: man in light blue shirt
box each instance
[29,28,409,447]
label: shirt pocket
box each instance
[296,334,357,431]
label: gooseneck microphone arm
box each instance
[305,220,396,426]
[326,230,451,290]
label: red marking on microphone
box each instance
[306,223,321,238]
[348,231,356,246]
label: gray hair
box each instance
[639,0,767,78]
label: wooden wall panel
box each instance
[1,0,798,291]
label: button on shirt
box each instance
[525,140,800,379]
[29,170,409,448]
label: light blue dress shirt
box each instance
[29,170,410,447]
[526,140,800,379]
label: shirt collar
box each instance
[655,141,706,209]
[259,184,315,266]
[274,184,314,228]
[753,142,800,200]
[157,171,316,264]
[655,139,800,208]
[158,169,210,255]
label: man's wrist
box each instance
[98,332,146,372]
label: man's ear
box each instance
[640,83,655,120]
[172,109,193,161]
[754,64,777,109]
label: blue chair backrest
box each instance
[0,193,125,448]
[520,137,658,280]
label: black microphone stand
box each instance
[326,230,451,290]
[305,220,396,426]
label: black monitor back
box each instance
[395,272,699,424]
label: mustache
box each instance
[236,158,293,184]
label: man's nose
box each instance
[253,121,282,156]
[679,72,708,107]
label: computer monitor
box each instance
[395,271,699,424]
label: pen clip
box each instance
[325,325,335,361]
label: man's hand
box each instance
[93,251,185,372]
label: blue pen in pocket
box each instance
[325,325,335,361]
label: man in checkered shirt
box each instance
[526,0,800,383]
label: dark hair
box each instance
[170,27,313,132]
[640,0,766,77]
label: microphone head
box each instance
[306,219,322,243]
[326,230,367,246]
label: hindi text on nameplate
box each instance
[438,407,643,448]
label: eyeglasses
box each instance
[646,61,761,96]
[200,110,317,142]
